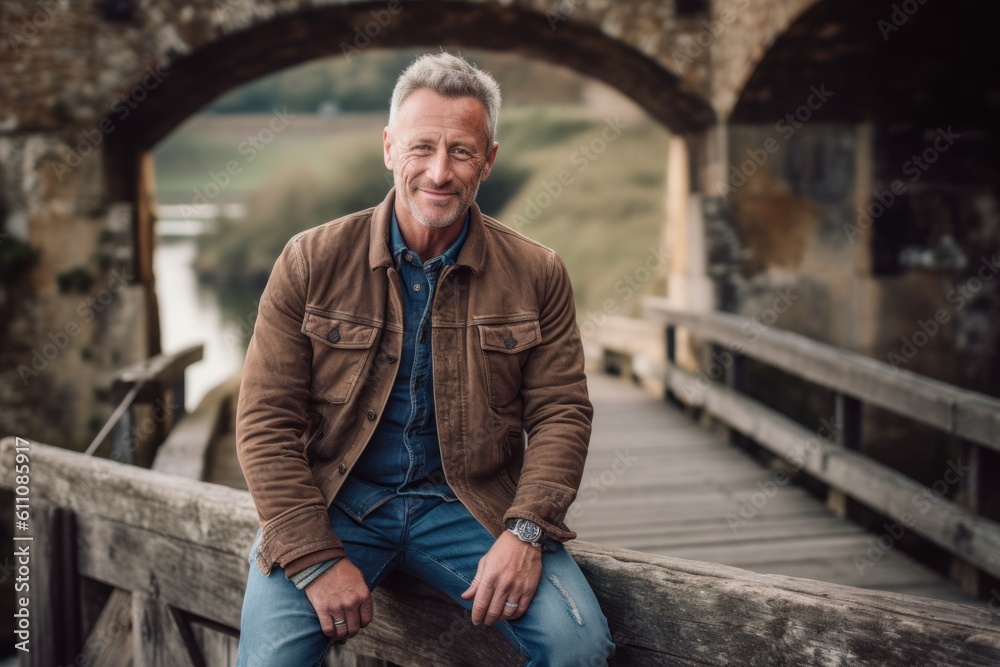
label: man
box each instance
[235,52,614,666]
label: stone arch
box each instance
[105,1,715,167]
[730,0,1000,126]
[707,0,820,118]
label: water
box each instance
[153,237,251,412]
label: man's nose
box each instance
[425,149,453,186]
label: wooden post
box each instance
[664,324,678,405]
[834,393,862,451]
[727,351,750,447]
[828,393,862,518]
[110,381,135,464]
[172,375,187,423]
[665,325,676,365]
[726,350,746,392]
[25,506,81,667]
[954,442,983,596]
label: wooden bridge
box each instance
[4,304,1000,666]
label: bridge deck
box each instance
[207,373,975,605]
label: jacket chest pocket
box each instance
[302,311,380,404]
[477,319,542,408]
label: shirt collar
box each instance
[390,207,470,267]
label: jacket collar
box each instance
[368,187,487,275]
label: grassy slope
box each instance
[153,108,670,318]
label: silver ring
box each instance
[334,618,347,626]
[504,602,518,609]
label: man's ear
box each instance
[480,141,500,181]
[383,127,394,170]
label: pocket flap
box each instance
[302,312,379,349]
[478,320,541,354]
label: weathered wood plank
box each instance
[0,438,258,558]
[77,515,249,629]
[642,300,1000,451]
[569,542,1000,667]
[79,515,520,666]
[579,516,864,548]
[2,439,999,666]
[759,556,958,591]
[81,588,134,667]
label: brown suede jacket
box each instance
[236,188,593,576]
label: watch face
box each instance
[517,520,541,542]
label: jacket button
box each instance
[327,328,341,344]
[504,335,517,349]
[366,410,376,421]
[338,463,346,474]
[385,353,397,363]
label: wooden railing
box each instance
[84,344,204,465]
[4,438,1000,666]
[0,438,1000,667]
[594,301,1000,596]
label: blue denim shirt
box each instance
[331,209,468,523]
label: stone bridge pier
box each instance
[1,0,997,450]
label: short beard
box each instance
[407,179,481,230]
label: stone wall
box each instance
[0,132,146,448]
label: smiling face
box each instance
[383,88,499,229]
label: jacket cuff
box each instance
[255,505,346,575]
[503,483,577,542]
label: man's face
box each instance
[383,88,498,229]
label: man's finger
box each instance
[461,577,479,601]
[501,596,519,620]
[322,606,346,638]
[484,586,510,627]
[344,604,362,638]
[509,590,534,621]
[461,562,485,600]
[360,596,374,628]
[470,580,496,625]
[318,611,336,637]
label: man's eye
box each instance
[413,145,432,152]
[452,148,472,158]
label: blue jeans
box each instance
[236,495,615,666]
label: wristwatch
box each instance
[506,518,545,548]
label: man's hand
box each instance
[460,531,543,626]
[304,558,373,639]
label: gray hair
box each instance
[388,52,502,147]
